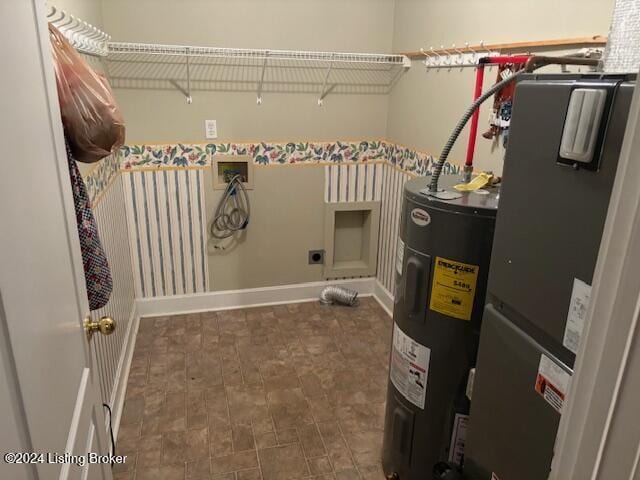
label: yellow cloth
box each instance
[454,172,493,192]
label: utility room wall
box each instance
[100,0,395,143]
[97,0,398,294]
[204,166,326,291]
[117,141,458,297]
[388,0,616,176]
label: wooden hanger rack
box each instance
[401,35,607,59]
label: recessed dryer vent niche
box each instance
[323,201,380,279]
[212,155,254,190]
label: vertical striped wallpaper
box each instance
[324,163,384,203]
[121,161,414,301]
[376,164,414,295]
[90,176,136,405]
[123,169,209,298]
[323,161,411,296]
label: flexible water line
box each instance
[210,174,251,239]
[428,69,526,192]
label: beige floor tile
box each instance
[263,374,301,392]
[298,424,326,458]
[232,423,256,452]
[136,434,162,467]
[113,472,134,480]
[334,468,360,480]
[187,457,211,479]
[212,473,237,480]
[357,464,384,480]
[343,430,383,467]
[227,384,269,424]
[185,427,209,461]
[275,428,299,445]
[211,427,234,457]
[308,456,333,475]
[311,475,336,480]
[255,431,277,449]
[211,450,259,475]
[258,444,310,480]
[252,415,274,435]
[126,303,391,480]
[162,431,186,465]
[237,468,262,480]
[120,395,145,425]
[135,464,185,480]
[267,388,314,430]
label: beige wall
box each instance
[53,0,103,29]
[205,166,326,290]
[100,0,396,143]
[97,0,396,292]
[387,0,615,174]
[112,89,390,144]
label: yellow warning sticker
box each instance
[429,257,479,321]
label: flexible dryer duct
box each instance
[319,286,359,306]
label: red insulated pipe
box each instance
[482,55,531,65]
[466,64,485,167]
[464,55,530,168]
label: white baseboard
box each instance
[108,301,139,442]
[373,280,394,317]
[136,278,376,318]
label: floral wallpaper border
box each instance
[386,143,461,177]
[83,151,122,205]
[83,140,461,202]
[119,140,390,170]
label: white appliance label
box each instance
[563,278,592,354]
[448,413,469,465]
[466,368,475,401]
[535,354,571,414]
[390,323,430,409]
[396,238,405,275]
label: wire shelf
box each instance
[105,42,411,105]
[46,4,411,104]
[108,42,409,66]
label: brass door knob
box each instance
[84,316,116,340]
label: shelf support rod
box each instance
[257,51,269,105]
[318,54,335,106]
[185,47,192,104]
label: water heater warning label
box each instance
[535,354,571,414]
[390,323,430,409]
[429,257,479,321]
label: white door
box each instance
[0,1,112,480]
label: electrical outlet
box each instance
[308,250,325,265]
[205,120,218,139]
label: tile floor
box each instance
[114,297,392,480]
